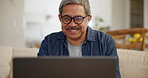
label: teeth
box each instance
[69,30,77,31]
[66,27,80,30]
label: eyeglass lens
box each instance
[61,15,86,24]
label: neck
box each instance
[67,36,86,46]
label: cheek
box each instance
[79,25,87,33]
[61,23,66,29]
[81,20,88,28]
[83,18,89,25]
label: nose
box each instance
[68,19,77,26]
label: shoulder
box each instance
[44,31,64,40]
[92,30,115,47]
[42,31,66,44]
[87,27,113,42]
[93,29,113,40]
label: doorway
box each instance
[130,0,144,28]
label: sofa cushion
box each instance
[8,48,39,78]
[0,46,13,78]
[9,48,39,78]
[117,49,148,78]
[13,48,38,57]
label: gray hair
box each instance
[59,0,91,15]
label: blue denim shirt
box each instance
[38,27,121,78]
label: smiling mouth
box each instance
[66,27,80,31]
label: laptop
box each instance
[13,56,117,78]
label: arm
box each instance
[37,36,49,56]
[105,35,121,78]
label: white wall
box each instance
[125,0,130,29]
[90,0,112,27]
[0,0,25,47]
[25,0,61,34]
[111,0,127,30]
[24,0,61,47]
[144,0,148,28]
[91,0,130,30]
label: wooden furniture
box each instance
[146,35,148,48]
[105,28,148,51]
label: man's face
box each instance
[59,4,92,40]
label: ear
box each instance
[58,14,62,22]
[88,15,92,22]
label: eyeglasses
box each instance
[61,15,87,24]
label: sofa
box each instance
[0,46,148,78]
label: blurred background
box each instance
[0,0,148,48]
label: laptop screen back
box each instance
[13,56,117,78]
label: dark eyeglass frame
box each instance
[60,15,88,24]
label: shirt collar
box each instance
[58,26,96,41]
[57,32,66,41]
[86,27,96,41]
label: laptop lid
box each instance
[13,56,117,78]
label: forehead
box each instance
[62,4,86,16]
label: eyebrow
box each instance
[61,15,85,17]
